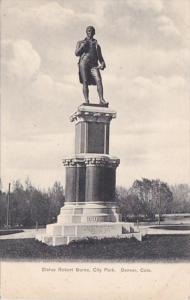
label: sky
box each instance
[1,0,190,191]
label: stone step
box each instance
[36,221,142,246]
[36,231,142,246]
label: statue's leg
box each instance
[80,61,89,103]
[92,68,108,104]
[83,81,89,103]
[97,80,107,104]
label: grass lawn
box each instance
[0,235,190,261]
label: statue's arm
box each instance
[75,41,86,57]
[97,44,106,69]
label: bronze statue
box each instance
[75,26,108,105]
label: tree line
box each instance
[117,179,190,221]
[0,178,190,227]
[0,179,65,228]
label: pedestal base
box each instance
[36,222,142,246]
[36,202,142,246]
[57,202,121,223]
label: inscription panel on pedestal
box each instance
[88,123,105,153]
[87,216,99,222]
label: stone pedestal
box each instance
[36,104,141,246]
[72,104,115,155]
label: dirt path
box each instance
[139,226,190,235]
[0,229,46,240]
[1,226,190,240]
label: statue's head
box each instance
[86,26,95,38]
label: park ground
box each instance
[1,218,190,261]
[0,231,190,261]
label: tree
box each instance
[116,186,129,221]
[0,179,65,228]
[11,180,29,227]
[0,192,7,227]
[48,181,65,223]
[129,178,173,219]
[24,179,51,226]
[116,186,143,221]
[30,190,50,226]
[170,184,190,213]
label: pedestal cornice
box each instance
[70,104,116,124]
[84,157,120,168]
[63,158,84,166]
[63,155,120,168]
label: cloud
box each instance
[35,2,75,27]
[104,74,189,136]
[34,1,106,29]
[126,0,163,13]
[111,115,189,186]
[1,132,74,189]
[2,39,41,81]
[102,0,181,46]
[2,0,184,51]
[2,133,74,170]
[2,38,79,142]
[2,1,103,40]
[29,73,76,102]
[2,38,78,100]
[105,46,190,78]
[157,15,180,36]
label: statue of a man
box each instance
[75,26,108,105]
